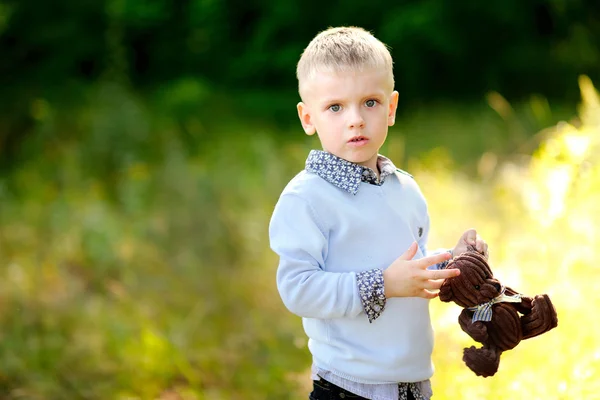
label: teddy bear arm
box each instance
[504,286,534,315]
[459,309,489,343]
[521,294,558,340]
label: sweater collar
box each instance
[305,150,397,195]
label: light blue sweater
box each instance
[269,152,441,384]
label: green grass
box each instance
[0,80,594,399]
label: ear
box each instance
[387,91,399,126]
[439,279,453,302]
[297,102,316,135]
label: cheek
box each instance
[370,108,389,124]
[315,113,336,126]
[322,117,345,134]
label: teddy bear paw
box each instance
[521,294,558,339]
[463,346,501,377]
[468,321,489,343]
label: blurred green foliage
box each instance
[1,1,599,397]
[2,0,599,98]
[0,77,589,398]
[1,0,599,166]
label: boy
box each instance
[269,27,488,400]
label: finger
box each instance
[415,251,452,269]
[475,237,486,254]
[420,289,439,300]
[397,241,418,261]
[464,228,477,245]
[423,278,446,290]
[424,268,461,280]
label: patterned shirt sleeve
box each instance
[356,269,386,323]
[428,249,454,270]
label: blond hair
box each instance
[297,26,394,96]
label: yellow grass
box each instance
[424,76,600,399]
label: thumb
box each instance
[463,228,477,245]
[398,241,418,261]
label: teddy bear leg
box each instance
[459,314,489,343]
[463,344,501,377]
[521,294,558,340]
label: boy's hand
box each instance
[452,228,488,258]
[383,242,458,299]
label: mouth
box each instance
[347,136,369,146]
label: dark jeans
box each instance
[309,378,416,400]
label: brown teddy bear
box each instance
[439,247,558,377]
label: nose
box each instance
[348,108,365,129]
[492,282,501,292]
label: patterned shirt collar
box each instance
[305,150,397,195]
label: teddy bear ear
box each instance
[439,280,453,302]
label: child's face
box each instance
[297,68,399,171]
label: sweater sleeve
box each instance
[269,193,365,319]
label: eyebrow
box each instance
[320,98,342,106]
[320,93,385,105]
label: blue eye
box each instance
[329,104,341,112]
[365,99,376,107]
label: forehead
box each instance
[300,68,393,102]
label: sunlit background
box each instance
[0,1,599,399]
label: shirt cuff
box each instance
[356,268,386,323]
[434,249,454,270]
